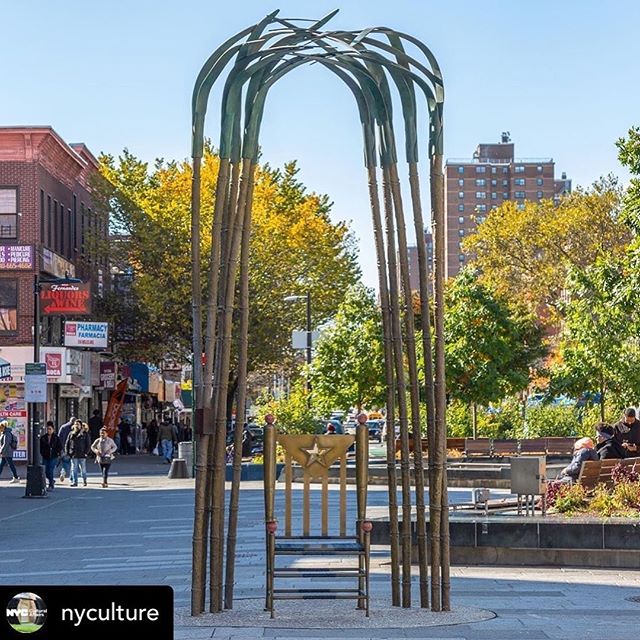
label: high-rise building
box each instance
[444,132,570,278]
[407,230,433,294]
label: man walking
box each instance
[0,420,20,483]
[66,421,91,487]
[57,416,75,482]
[157,421,176,464]
[88,409,103,442]
[39,421,62,490]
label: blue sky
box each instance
[2,1,639,288]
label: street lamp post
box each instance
[284,291,312,396]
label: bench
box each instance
[464,437,491,457]
[492,439,519,458]
[519,438,548,456]
[578,456,640,490]
[546,437,576,456]
[447,437,466,453]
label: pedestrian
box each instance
[0,420,20,483]
[595,423,627,460]
[118,419,131,455]
[57,416,75,483]
[88,409,103,442]
[241,424,254,458]
[91,427,117,488]
[147,419,159,455]
[157,421,176,463]
[613,408,640,455]
[39,421,62,490]
[66,420,91,487]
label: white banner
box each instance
[64,322,109,349]
[24,363,47,403]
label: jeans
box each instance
[161,439,173,462]
[57,455,71,479]
[99,463,111,484]
[0,456,18,479]
[44,457,58,488]
[70,458,87,485]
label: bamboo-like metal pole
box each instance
[366,164,401,606]
[388,161,429,608]
[381,160,412,608]
[224,164,255,609]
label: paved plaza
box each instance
[2,456,640,639]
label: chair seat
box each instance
[275,537,364,554]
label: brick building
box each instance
[444,133,570,278]
[0,126,108,459]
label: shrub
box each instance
[590,485,618,517]
[611,462,640,485]
[553,483,588,514]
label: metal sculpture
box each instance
[189,10,450,616]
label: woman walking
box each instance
[91,428,117,488]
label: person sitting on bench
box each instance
[595,423,627,460]
[558,437,598,483]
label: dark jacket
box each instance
[0,427,17,457]
[66,430,91,458]
[88,415,103,441]
[613,419,640,448]
[58,422,73,456]
[596,437,627,460]
[39,433,62,460]
[561,447,599,481]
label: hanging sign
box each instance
[25,362,47,403]
[40,282,91,315]
[64,322,109,348]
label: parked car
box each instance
[324,419,344,434]
[366,420,383,443]
[343,420,358,435]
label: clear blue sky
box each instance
[2,1,639,288]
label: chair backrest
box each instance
[546,437,576,456]
[492,439,519,457]
[264,423,368,538]
[464,437,491,456]
[578,459,601,490]
[598,458,620,487]
[519,438,547,455]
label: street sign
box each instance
[291,330,320,349]
[25,362,47,403]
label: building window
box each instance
[475,192,487,199]
[514,165,525,173]
[458,191,464,199]
[457,178,464,187]
[502,179,508,186]
[458,204,464,212]
[60,203,65,256]
[536,178,543,186]
[515,191,525,199]
[40,190,45,241]
[458,216,464,224]
[517,203,526,210]
[491,167,497,174]
[47,195,52,247]
[514,178,525,186]
[537,191,544,199]
[476,204,487,212]
[72,194,77,251]
[475,178,486,186]
[0,279,17,333]
[476,166,486,173]
[458,229,465,236]
[537,165,543,173]
[459,254,465,262]
[503,192,509,198]
[502,167,508,174]
[491,192,497,199]
[457,166,464,174]
[0,188,18,239]
[491,179,497,186]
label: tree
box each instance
[444,269,545,414]
[463,178,629,325]
[309,284,385,415]
[94,147,361,367]
[617,126,640,227]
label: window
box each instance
[491,167,497,174]
[72,194,77,251]
[458,178,464,186]
[503,192,509,198]
[457,166,464,174]
[0,279,17,333]
[458,254,465,262]
[475,178,486,186]
[476,166,486,173]
[491,179,497,186]
[514,178,525,186]
[47,195,52,247]
[517,203,526,210]
[502,167,508,174]
[515,191,525,199]
[0,188,18,239]
[475,192,487,199]
[458,204,464,212]
[491,192,497,200]
[60,203,65,256]
[536,178,543,186]
[537,165,543,173]
[537,191,544,199]
[502,179,508,186]
[514,165,525,173]
[53,199,59,251]
[458,229,465,236]
[476,204,487,212]
[458,191,464,199]
[458,216,464,224]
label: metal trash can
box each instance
[178,442,194,478]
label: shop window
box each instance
[0,279,17,333]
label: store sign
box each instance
[25,362,47,403]
[40,282,91,315]
[0,382,27,459]
[100,362,116,389]
[42,247,75,278]
[0,357,10,380]
[64,322,109,349]
[59,385,80,398]
[44,352,62,377]
[0,245,33,270]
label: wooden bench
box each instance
[519,438,548,456]
[577,460,601,490]
[546,437,576,456]
[447,437,466,453]
[492,439,519,458]
[578,456,640,490]
[464,437,491,457]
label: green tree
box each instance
[94,147,360,367]
[444,269,545,412]
[309,284,385,415]
[255,382,318,434]
[617,126,640,227]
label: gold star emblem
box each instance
[301,441,330,467]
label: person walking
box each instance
[0,420,20,483]
[57,416,75,483]
[39,421,62,490]
[157,421,176,463]
[147,419,158,455]
[118,419,131,455]
[66,421,91,487]
[91,427,117,488]
[88,409,103,442]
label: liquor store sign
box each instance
[40,282,91,315]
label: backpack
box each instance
[9,432,18,450]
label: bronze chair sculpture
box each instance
[263,415,371,618]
